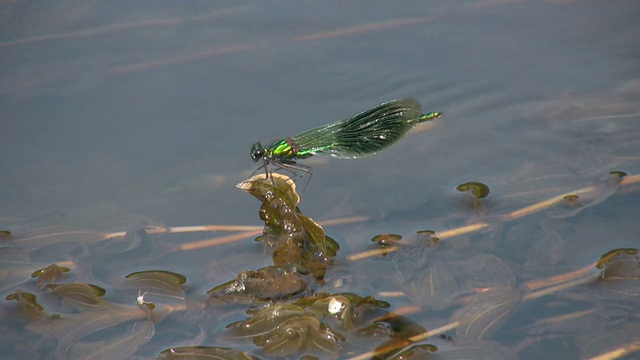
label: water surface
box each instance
[1,1,639,359]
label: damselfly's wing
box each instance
[291,99,425,159]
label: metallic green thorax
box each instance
[267,137,315,160]
[251,98,442,172]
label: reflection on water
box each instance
[1,0,640,359]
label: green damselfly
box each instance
[250,98,442,178]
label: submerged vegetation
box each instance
[1,171,640,359]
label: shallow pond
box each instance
[1,1,639,359]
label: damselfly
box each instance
[251,98,442,178]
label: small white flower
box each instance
[137,290,148,306]
[328,297,345,315]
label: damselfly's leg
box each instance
[272,160,313,193]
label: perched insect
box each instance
[250,98,442,178]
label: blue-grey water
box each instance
[1,1,639,359]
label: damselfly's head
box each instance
[250,142,264,162]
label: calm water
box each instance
[1,1,639,359]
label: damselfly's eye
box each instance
[251,142,264,162]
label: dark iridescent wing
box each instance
[291,98,425,159]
